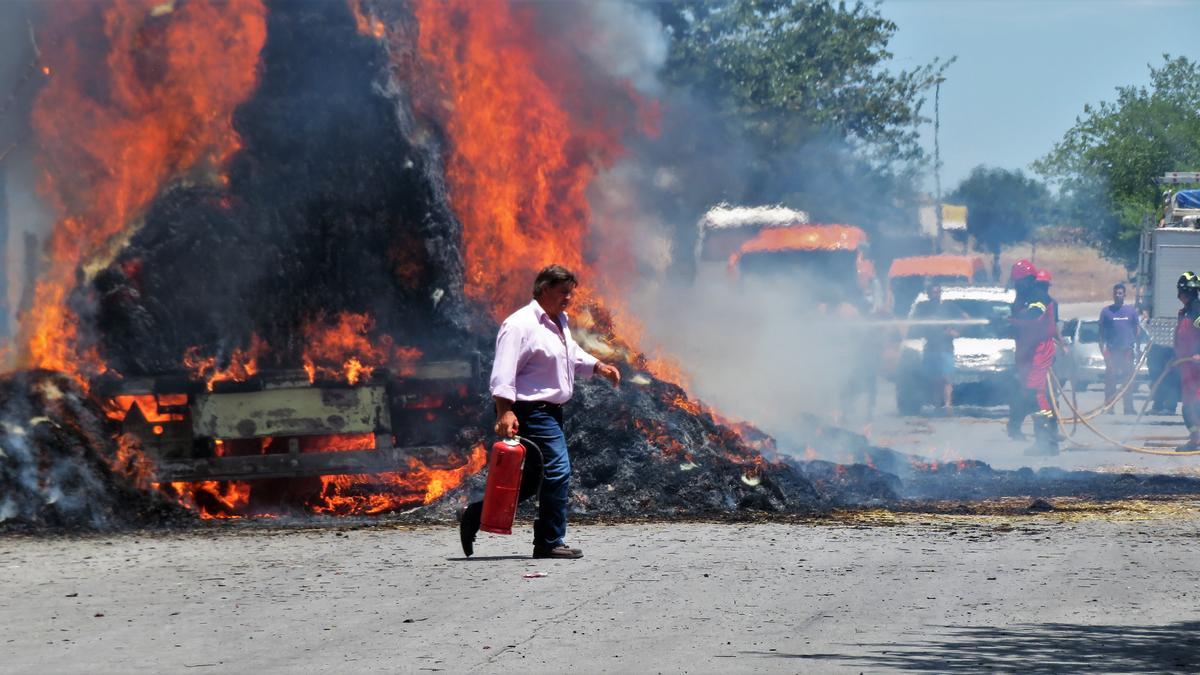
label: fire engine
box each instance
[1136,172,1200,409]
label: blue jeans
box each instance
[512,401,570,548]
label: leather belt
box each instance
[513,400,563,412]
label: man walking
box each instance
[460,265,620,559]
[1099,283,1139,414]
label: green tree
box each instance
[657,0,955,267]
[1034,55,1200,268]
[660,0,949,164]
[950,166,1049,278]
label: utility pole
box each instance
[933,77,943,254]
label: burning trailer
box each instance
[98,361,479,484]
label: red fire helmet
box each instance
[1010,259,1036,282]
[1035,269,1052,283]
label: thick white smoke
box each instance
[632,265,880,449]
[569,1,668,96]
[0,1,52,347]
[572,2,891,451]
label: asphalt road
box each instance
[3,511,1199,674]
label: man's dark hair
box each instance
[1114,282,1126,292]
[532,264,578,298]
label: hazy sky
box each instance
[879,0,1195,192]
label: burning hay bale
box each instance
[59,0,827,523]
[0,370,187,532]
[90,1,472,376]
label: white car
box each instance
[1055,318,1149,391]
[895,286,1016,415]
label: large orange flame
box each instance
[301,312,421,384]
[412,0,642,318]
[151,441,488,519]
[183,334,268,391]
[21,0,267,379]
[408,0,689,387]
[314,444,489,515]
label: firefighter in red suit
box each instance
[1009,263,1061,454]
[1174,272,1200,451]
[1006,260,1037,440]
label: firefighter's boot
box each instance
[1024,413,1059,456]
[1176,428,1200,453]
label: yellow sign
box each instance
[941,203,967,231]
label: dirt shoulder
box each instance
[1000,243,1128,302]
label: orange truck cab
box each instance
[887,254,988,317]
[728,224,879,308]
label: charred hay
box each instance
[563,378,821,516]
[0,370,187,532]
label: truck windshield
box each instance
[738,250,858,290]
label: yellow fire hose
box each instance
[1048,357,1200,456]
[979,345,1145,427]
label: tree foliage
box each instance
[659,0,949,166]
[656,0,951,246]
[1034,55,1200,268]
[951,166,1049,274]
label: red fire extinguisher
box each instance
[479,438,526,535]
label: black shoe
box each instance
[533,545,583,559]
[1007,429,1027,441]
[459,502,482,557]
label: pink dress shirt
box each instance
[489,300,599,405]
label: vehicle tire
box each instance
[896,377,923,416]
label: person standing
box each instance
[1006,259,1038,440]
[1099,282,1139,414]
[1173,272,1200,451]
[459,265,621,559]
[1010,265,1060,455]
[912,283,968,414]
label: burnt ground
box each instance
[0,371,188,532]
[3,505,1199,673]
[8,368,1200,533]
